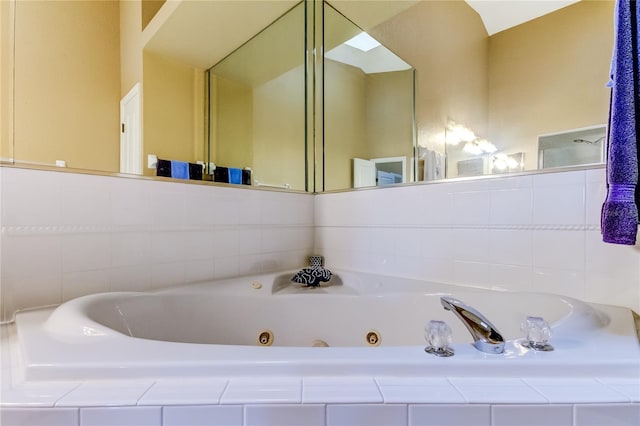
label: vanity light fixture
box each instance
[448,121,497,154]
[445,121,476,145]
[492,153,523,172]
[463,142,484,155]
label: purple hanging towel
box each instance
[602,0,640,245]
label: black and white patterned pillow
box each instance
[291,267,332,287]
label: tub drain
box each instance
[366,330,381,346]
[257,330,274,346]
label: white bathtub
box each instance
[14,270,640,381]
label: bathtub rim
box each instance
[11,269,640,382]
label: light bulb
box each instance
[463,142,483,155]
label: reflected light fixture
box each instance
[447,121,497,154]
[344,32,382,52]
[445,121,476,145]
[492,153,523,171]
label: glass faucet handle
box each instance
[520,316,554,351]
[424,320,454,357]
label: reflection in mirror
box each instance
[8,0,121,172]
[323,2,416,191]
[206,2,307,191]
[4,0,615,192]
[328,0,613,188]
[538,125,606,169]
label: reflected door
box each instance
[353,158,375,187]
[120,83,142,175]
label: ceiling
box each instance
[144,0,583,70]
[466,0,581,35]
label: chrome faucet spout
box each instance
[440,296,505,354]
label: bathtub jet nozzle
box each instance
[440,296,505,354]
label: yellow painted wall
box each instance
[253,65,306,190]
[142,51,205,176]
[0,0,14,161]
[487,0,613,170]
[12,0,121,171]
[210,74,254,170]
[365,70,414,161]
[370,0,489,156]
[324,59,368,190]
[142,0,165,30]
[120,0,143,98]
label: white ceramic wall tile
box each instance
[487,174,533,190]
[149,262,185,290]
[573,404,640,426]
[1,168,62,226]
[452,261,491,288]
[392,228,422,257]
[209,229,240,258]
[488,230,532,267]
[314,191,358,226]
[182,231,215,262]
[150,232,185,264]
[417,258,454,284]
[451,190,490,225]
[585,179,607,226]
[384,255,434,282]
[62,234,111,273]
[138,379,228,405]
[326,404,407,426]
[108,265,152,292]
[213,256,240,280]
[585,167,606,183]
[533,170,585,187]
[183,259,216,284]
[533,184,585,225]
[584,231,640,309]
[220,378,301,404]
[491,404,573,426]
[2,234,63,318]
[237,229,265,255]
[0,382,80,408]
[62,270,110,302]
[110,177,153,226]
[418,184,452,225]
[523,378,629,403]
[244,404,325,426]
[376,377,465,404]
[448,378,547,404]
[400,186,433,225]
[489,264,533,292]
[149,182,187,228]
[532,230,585,270]
[59,173,112,226]
[597,378,640,402]
[532,267,586,299]
[79,407,161,426]
[452,229,490,263]
[408,404,490,426]
[0,407,79,426]
[56,382,154,407]
[302,377,382,403]
[419,228,453,261]
[110,232,151,268]
[489,188,533,225]
[162,405,243,426]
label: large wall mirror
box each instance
[328,0,612,189]
[1,0,613,193]
[206,2,307,191]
